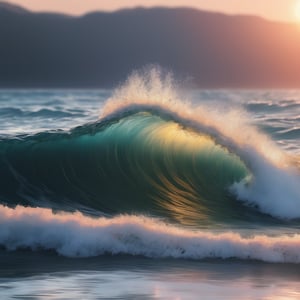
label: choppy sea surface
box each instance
[0,72,300,299]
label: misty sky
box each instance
[3,0,300,22]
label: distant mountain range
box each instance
[1,2,300,88]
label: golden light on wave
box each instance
[152,122,216,152]
[147,122,212,225]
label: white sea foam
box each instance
[101,68,300,219]
[1,205,300,263]
[231,153,300,219]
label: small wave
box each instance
[0,107,23,117]
[277,128,300,140]
[27,109,84,118]
[0,107,83,118]
[1,205,300,263]
[246,102,299,113]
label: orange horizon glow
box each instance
[2,0,300,23]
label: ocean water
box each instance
[0,71,300,299]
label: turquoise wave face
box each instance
[0,108,276,225]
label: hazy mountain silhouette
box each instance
[1,2,300,88]
[0,2,28,13]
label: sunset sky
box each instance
[3,0,300,23]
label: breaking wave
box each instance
[0,68,299,228]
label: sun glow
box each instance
[295,0,300,20]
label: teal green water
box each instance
[0,110,255,226]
